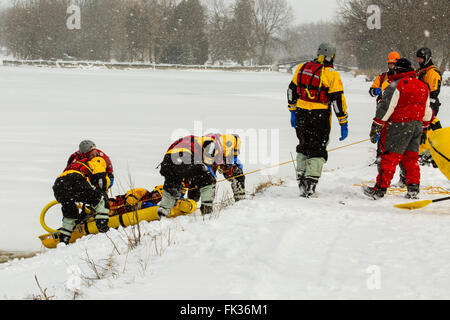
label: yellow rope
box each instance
[217,138,371,184]
[99,138,372,204]
[354,181,450,195]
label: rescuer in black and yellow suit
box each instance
[416,47,444,167]
[287,43,349,198]
[157,135,219,217]
[416,47,442,116]
[53,156,111,245]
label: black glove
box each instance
[420,130,428,145]
[369,122,383,144]
[95,217,109,233]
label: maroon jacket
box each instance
[374,71,432,128]
[66,148,113,174]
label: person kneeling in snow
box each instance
[157,135,219,218]
[363,58,433,200]
[67,140,115,189]
[53,156,111,245]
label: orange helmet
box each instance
[387,51,400,63]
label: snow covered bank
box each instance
[1,171,449,299]
[0,66,449,299]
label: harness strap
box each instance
[298,61,325,101]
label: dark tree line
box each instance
[0,0,294,65]
[336,0,449,71]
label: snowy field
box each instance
[0,66,449,299]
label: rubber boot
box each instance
[157,188,179,218]
[300,178,318,198]
[362,185,386,200]
[231,179,246,202]
[296,153,307,190]
[59,217,77,245]
[94,196,110,233]
[406,184,420,199]
[200,184,215,215]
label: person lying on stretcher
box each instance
[109,186,164,215]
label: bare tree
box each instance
[277,22,336,62]
[337,0,449,71]
[229,0,255,65]
[252,0,292,65]
[205,0,233,64]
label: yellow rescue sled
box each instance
[394,127,450,210]
[428,127,450,180]
[39,198,196,249]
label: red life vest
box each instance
[167,135,198,154]
[66,149,113,174]
[387,72,430,123]
[296,61,330,104]
[166,135,218,165]
[61,158,95,180]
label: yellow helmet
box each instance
[222,134,241,157]
[88,156,107,174]
[125,188,148,206]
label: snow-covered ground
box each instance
[0,66,449,299]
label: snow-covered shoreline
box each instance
[0,66,448,299]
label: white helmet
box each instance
[317,43,336,62]
[79,140,96,154]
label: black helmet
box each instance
[416,47,432,67]
[79,140,96,154]
[394,58,414,74]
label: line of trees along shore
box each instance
[0,0,448,71]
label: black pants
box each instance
[160,154,216,198]
[295,108,331,161]
[53,173,102,219]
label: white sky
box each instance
[287,0,340,24]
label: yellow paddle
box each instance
[394,196,450,210]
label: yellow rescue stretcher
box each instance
[39,198,196,249]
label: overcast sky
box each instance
[0,0,341,23]
[287,0,340,24]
